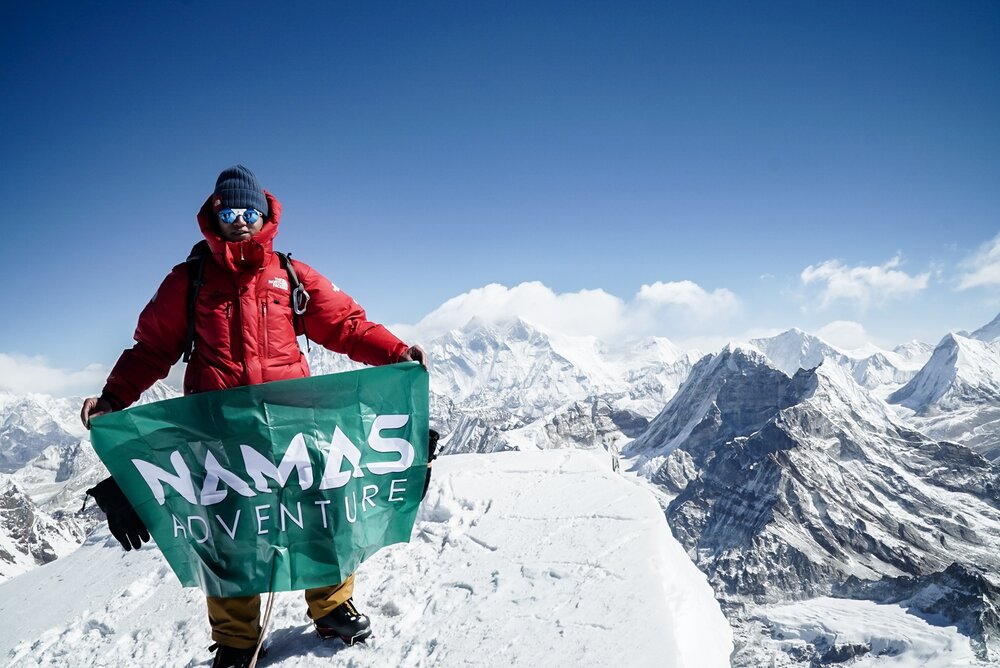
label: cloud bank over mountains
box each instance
[393,280,741,343]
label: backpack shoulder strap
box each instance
[276,252,309,315]
[277,252,311,350]
[183,241,210,363]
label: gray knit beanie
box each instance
[213,165,269,217]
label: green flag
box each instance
[90,363,429,597]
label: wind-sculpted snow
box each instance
[627,346,1000,664]
[0,451,732,667]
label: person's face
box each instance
[217,208,265,242]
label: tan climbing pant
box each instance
[206,574,355,649]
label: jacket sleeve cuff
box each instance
[99,391,125,412]
[391,342,411,363]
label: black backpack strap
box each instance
[183,241,209,363]
[277,252,311,351]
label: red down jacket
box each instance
[102,191,408,408]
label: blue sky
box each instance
[2,1,999,395]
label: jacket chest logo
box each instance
[268,277,289,291]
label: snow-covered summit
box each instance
[971,311,1000,342]
[0,450,732,667]
[888,331,1000,462]
[750,328,847,377]
[625,342,784,468]
[891,332,1000,412]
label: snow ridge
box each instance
[0,451,732,667]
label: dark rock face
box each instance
[0,484,58,568]
[542,399,648,448]
[626,346,813,466]
[608,407,649,439]
[818,642,872,665]
[443,409,521,454]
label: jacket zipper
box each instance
[261,301,269,358]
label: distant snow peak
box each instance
[971,311,1000,342]
[887,331,1000,462]
[750,328,846,377]
[625,343,789,464]
[747,328,932,393]
[889,332,1000,412]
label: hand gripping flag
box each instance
[90,363,429,597]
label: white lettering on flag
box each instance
[241,433,314,493]
[366,415,415,474]
[133,451,198,505]
[200,451,256,505]
[319,426,365,489]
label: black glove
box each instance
[422,429,440,500]
[86,477,151,551]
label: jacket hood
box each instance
[196,191,282,272]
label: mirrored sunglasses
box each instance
[218,208,263,225]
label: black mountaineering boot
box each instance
[314,597,373,645]
[210,643,257,668]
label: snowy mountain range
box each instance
[1,312,999,665]
[749,328,933,393]
[624,344,1000,663]
[0,382,179,580]
[310,318,700,454]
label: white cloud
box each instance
[636,280,740,316]
[0,354,108,397]
[392,280,741,342]
[394,282,626,341]
[800,256,930,308]
[957,233,1000,290]
[815,320,873,351]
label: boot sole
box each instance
[315,625,373,646]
